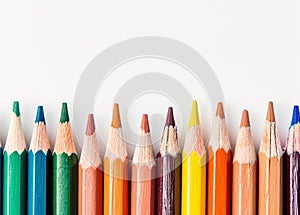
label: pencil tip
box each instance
[166,107,175,126]
[216,102,225,119]
[240,109,250,127]
[60,102,69,123]
[111,103,121,128]
[141,114,150,133]
[35,106,46,124]
[188,100,200,128]
[13,101,20,117]
[266,101,275,122]
[291,105,299,126]
[86,114,95,135]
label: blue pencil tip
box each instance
[35,106,46,124]
[290,105,299,127]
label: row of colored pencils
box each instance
[0,100,298,215]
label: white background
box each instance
[0,0,299,157]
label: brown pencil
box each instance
[207,102,232,215]
[78,114,103,215]
[258,102,282,215]
[232,110,257,215]
[131,114,156,215]
[103,103,129,215]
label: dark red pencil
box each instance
[157,107,181,215]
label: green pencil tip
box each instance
[13,101,20,117]
[60,102,69,123]
[188,100,200,128]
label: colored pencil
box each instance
[232,110,257,215]
[78,114,103,215]
[181,100,206,215]
[131,114,156,215]
[104,103,129,215]
[157,107,181,215]
[258,102,282,215]
[3,101,27,215]
[52,103,78,215]
[0,135,2,215]
[283,105,300,214]
[28,106,51,215]
[207,102,232,215]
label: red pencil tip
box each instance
[86,114,95,135]
[140,114,150,133]
[240,109,250,127]
[166,107,175,126]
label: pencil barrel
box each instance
[181,151,206,215]
[52,153,78,215]
[0,147,2,215]
[3,150,27,215]
[27,150,51,215]
[157,153,181,215]
[207,148,232,215]
[283,152,300,214]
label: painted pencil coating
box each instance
[104,103,129,215]
[258,102,282,215]
[0,146,2,215]
[181,101,206,215]
[232,110,257,215]
[3,101,27,215]
[78,114,103,215]
[28,106,51,215]
[131,114,156,215]
[207,102,232,215]
[283,106,300,215]
[53,103,78,215]
[157,107,181,215]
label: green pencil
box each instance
[3,101,27,215]
[52,103,78,215]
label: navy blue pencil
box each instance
[27,106,51,215]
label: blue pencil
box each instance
[27,106,51,215]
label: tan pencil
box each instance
[78,114,103,215]
[131,114,156,215]
[232,110,257,215]
[258,102,282,215]
[103,103,129,215]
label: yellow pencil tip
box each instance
[188,100,200,128]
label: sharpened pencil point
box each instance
[60,103,69,123]
[35,106,46,124]
[188,100,200,128]
[266,101,275,122]
[13,101,20,117]
[291,105,299,127]
[240,109,250,127]
[111,103,121,128]
[86,114,95,136]
[166,107,175,126]
[141,114,150,133]
[216,102,225,119]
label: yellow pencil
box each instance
[181,100,206,215]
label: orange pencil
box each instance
[207,102,232,215]
[131,114,156,215]
[258,102,282,215]
[78,114,103,215]
[103,103,129,215]
[232,110,257,215]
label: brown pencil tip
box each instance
[86,114,95,135]
[166,107,175,126]
[140,114,150,133]
[240,109,250,127]
[111,103,121,128]
[266,101,275,122]
[216,102,225,119]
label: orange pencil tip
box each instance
[111,103,121,128]
[216,102,225,119]
[266,101,275,122]
[240,109,250,127]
